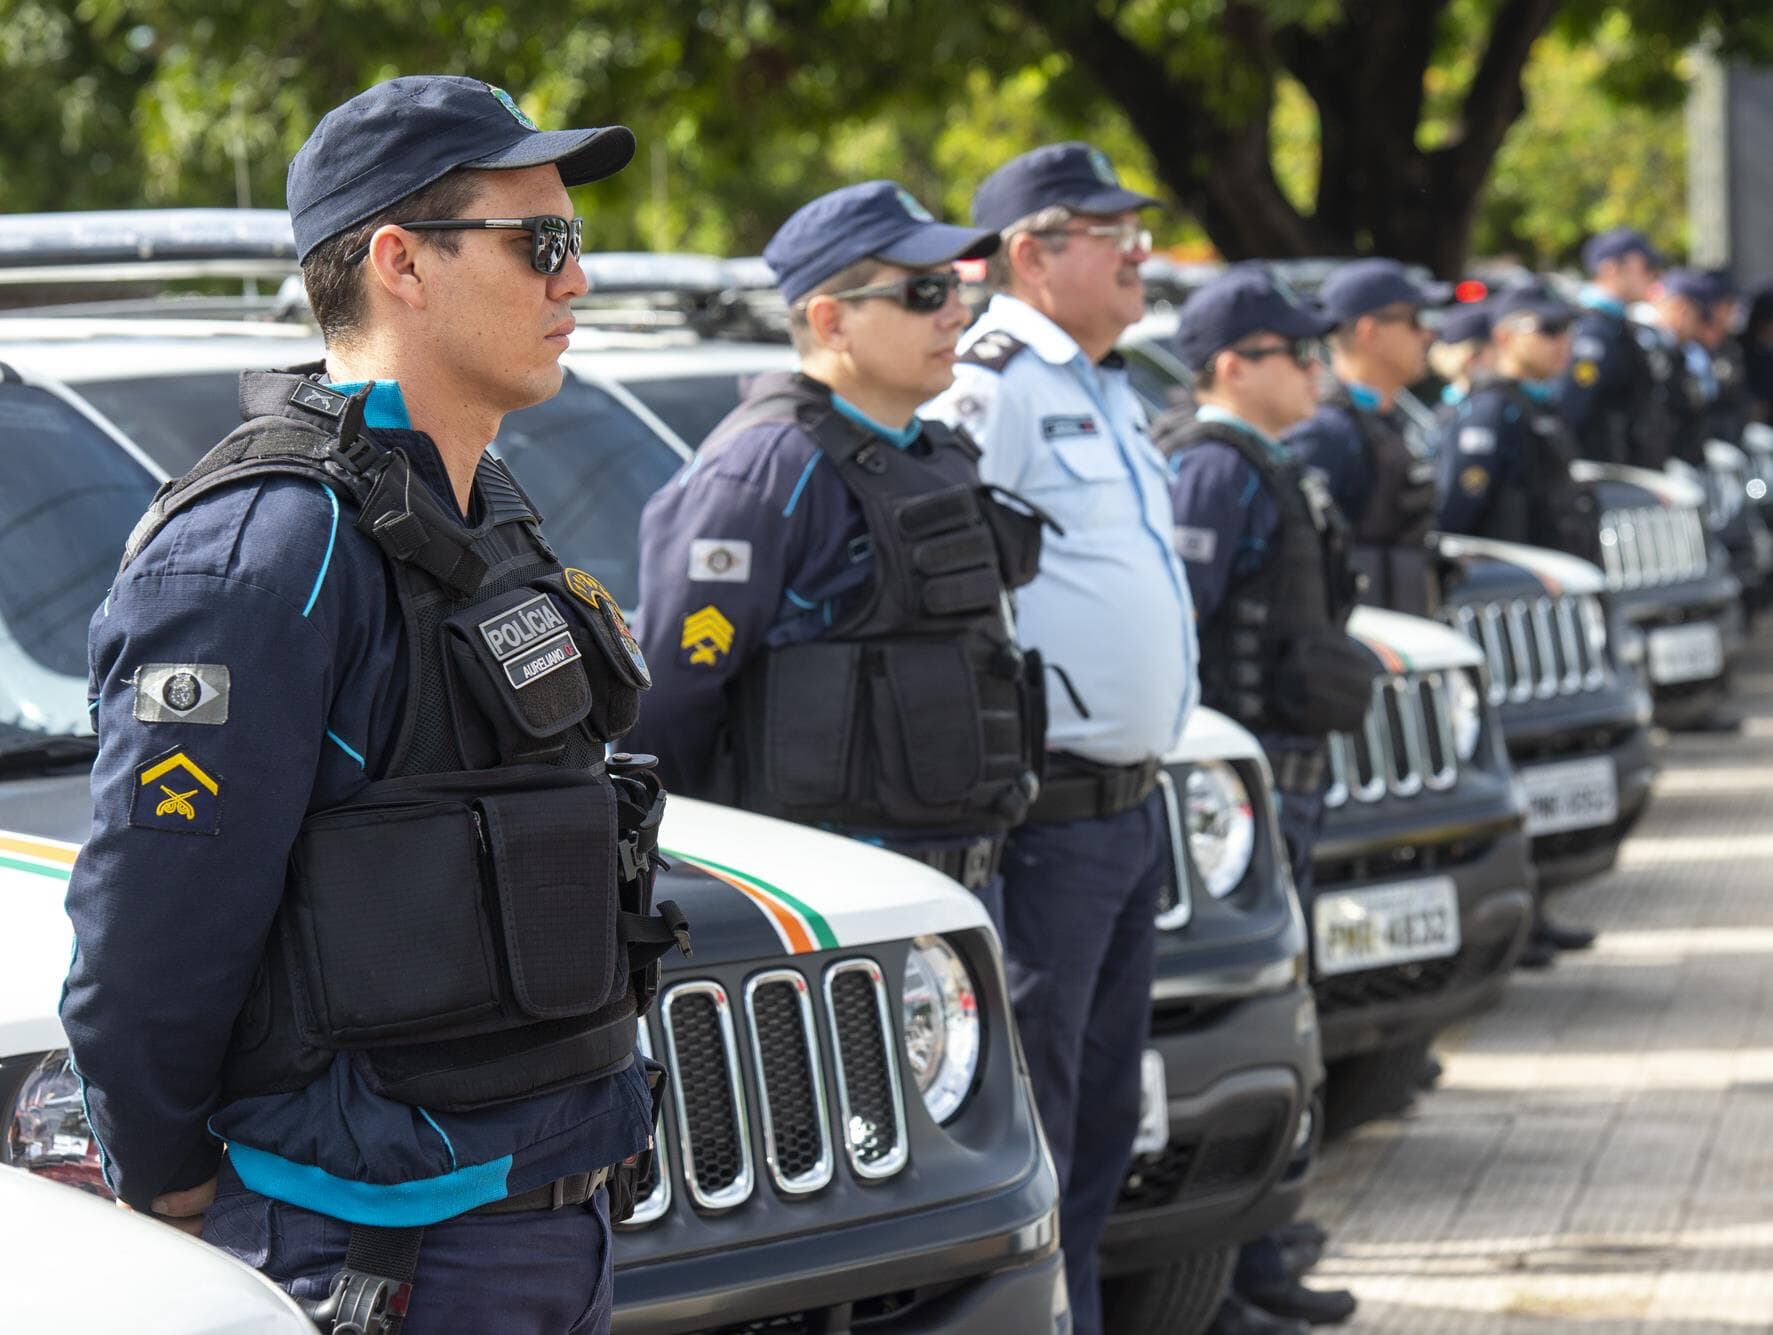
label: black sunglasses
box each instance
[344,215,584,275]
[1531,316,1574,337]
[1232,338,1319,368]
[820,270,963,314]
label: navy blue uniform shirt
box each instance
[627,386,920,803]
[1284,384,1394,528]
[1432,379,1547,536]
[1163,406,1282,622]
[61,381,651,1221]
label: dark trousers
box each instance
[998,792,1168,1335]
[200,1160,614,1334]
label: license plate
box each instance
[1313,876,1461,977]
[1521,756,1619,836]
[1647,621,1724,684]
[1132,1049,1168,1155]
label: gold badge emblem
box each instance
[1574,361,1600,387]
[1459,465,1490,497]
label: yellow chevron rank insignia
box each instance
[131,749,222,835]
[680,605,736,667]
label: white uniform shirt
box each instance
[925,294,1198,764]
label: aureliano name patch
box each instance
[503,631,582,690]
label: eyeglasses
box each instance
[1034,221,1154,256]
[344,215,584,275]
[818,270,963,314]
[1231,338,1320,368]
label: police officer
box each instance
[1640,269,1719,472]
[61,76,686,1334]
[1428,302,1494,415]
[1155,267,1376,1335]
[1559,227,1667,468]
[1285,259,1444,614]
[1436,284,1602,966]
[625,181,1039,910]
[923,142,1198,1335]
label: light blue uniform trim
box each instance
[783,588,818,611]
[830,393,921,449]
[301,485,341,619]
[1580,286,1626,317]
[322,379,413,430]
[325,728,366,769]
[418,1108,458,1171]
[1344,382,1383,411]
[783,454,822,517]
[228,1142,514,1227]
[1195,405,1286,459]
[676,453,706,487]
[1520,379,1559,404]
[88,699,100,714]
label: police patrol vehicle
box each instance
[0,214,1072,1334]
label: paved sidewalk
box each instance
[1309,645,1773,1333]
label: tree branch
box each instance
[1432,0,1563,201]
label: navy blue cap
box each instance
[1580,227,1665,274]
[1489,282,1576,326]
[1435,301,1492,344]
[762,181,999,304]
[287,76,635,261]
[1172,266,1335,370]
[1319,258,1451,325]
[1660,268,1721,310]
[971,142,1161,232]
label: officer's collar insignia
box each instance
[289,382,347,418]
[563,568,651,688]
[1087,148,1118,187]
[896,189,935,222]
[130,749,222,836]
[488,85,538,131]
[133,663,231,725]
[680,605,736,667]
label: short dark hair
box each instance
[1191,357,1219,392]
[786,257,888,354]
[301,168,484,344]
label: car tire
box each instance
[1322,1035,1435,1140]
[1101,1244,1236,1335]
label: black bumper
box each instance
[1099,981,1321,1274]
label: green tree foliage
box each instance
[1,0,1766,271]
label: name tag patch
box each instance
[1458,427,1497,454]
[130,749,222,836]
[504,631,582,689]
[689,538,753,583]
[1174,525,1219,563]
[134,663,230,725]
[1041,414,1098,440]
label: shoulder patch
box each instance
[1458,427,1497,455]
[1174,525,1219,564]
[688,538,753,583]
[1572,335,1607,361]
[957,332,1029,373]
[130,749,222,835]
[562,568,650,689]
[680,604,736,667]
[133,664,230,725]
[1458,465,1490,497]
[1572,360,1600,387]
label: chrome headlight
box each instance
[1581,596,1610,660]
[901,936,981,1124]
[3,1050,111,1196]
[1184,761,1255,899]
[1447,669,1482,761]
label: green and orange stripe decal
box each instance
[1357,635,1414,675]
[0,832,79,881]
[662,848,837,955]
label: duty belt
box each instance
[898,835,1006,891]
[1271,747,1329,797]
[1026,752,1162,824]
[470,1165,611,1215]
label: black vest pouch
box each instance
[441,587,595,767]
[1274,632,1384,736]
[740,641,866,811]
[872,641,988,818]
[538,569,650,739]
[978,485,1051,591]
[897,486,1002,617]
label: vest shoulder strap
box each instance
[1171,417,1306,514]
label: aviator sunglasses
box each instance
[813,270,964,314]
[345,215,584,275]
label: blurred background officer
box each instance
[923,141,1198,1335]
[626,182,1040,912]
[61,77,668,1334]
[1428,302,1494,415]
[1155,267,1375,1335]
[1560,227,1666,467]
[1640,268,1720,472]
[1698,270,1751,450]
[1435,283,1600,967]
[1743,282,1773,424]
[1286,258,1444,615]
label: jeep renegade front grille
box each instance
[1449,594,1608,707]
[629,959,908,1226]
[1598,505,1707,590]
[1324,673,1460,809]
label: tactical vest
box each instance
[122,366,687,1113]
[1323,386,1440,616]
[719,373,1047,836]
[1168,418,1376,737]
[1469,377,1602,565]
[1572,312,1645,467]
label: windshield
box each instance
[79,372,242,478]
[0,385,158,740]
[620,373,750,451]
